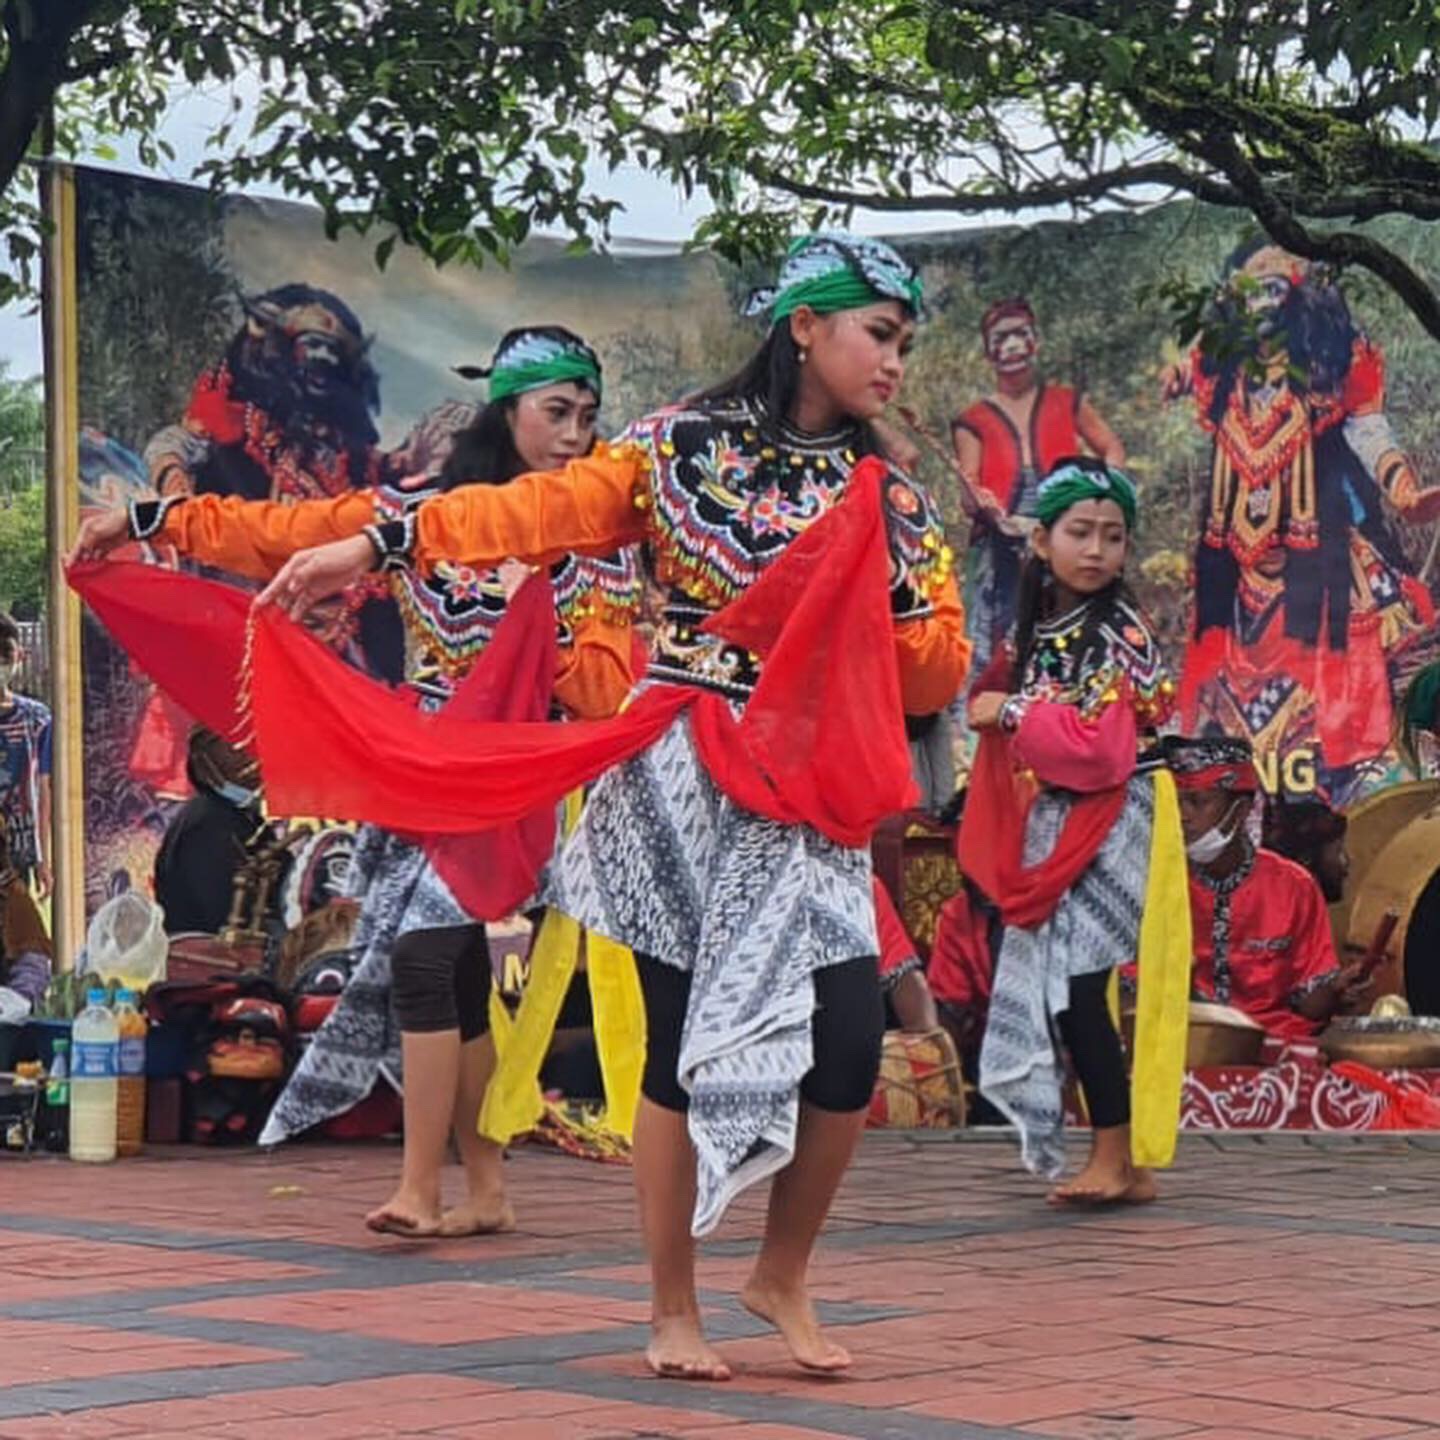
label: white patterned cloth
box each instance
[259,825,469,1146]
[979,772,1155,1177]
[547,709,877,1235]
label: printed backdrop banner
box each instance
[74,167,1440,914]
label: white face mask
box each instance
[1185,803,1243,864]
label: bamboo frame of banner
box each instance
[41,159,85,967]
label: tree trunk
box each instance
[0,0,99,196]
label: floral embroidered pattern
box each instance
[617,397,950,698]
[552,549,643,641]
[373,482,638,681]
[1020,594,1174,729]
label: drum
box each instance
[1185,1001,1265,1067]
[1337,782,1440,1012]
[867,1027,967,1129]
[1320,1015,1440,1069]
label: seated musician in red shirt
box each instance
[1167,737,1368,1041]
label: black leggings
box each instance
[637,952,884,1114]
[391,924,492,1042]
[1057,968,1130,1129]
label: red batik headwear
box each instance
[1163,735,1260,794]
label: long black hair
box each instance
[439,324,600,491]
[689,321,883,454]
[438,398,526,491]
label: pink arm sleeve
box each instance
[1011,698,1138,793]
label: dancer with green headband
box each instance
[961,455,1190,1207]
[170,232,970,1380]
[71,324,643,1239]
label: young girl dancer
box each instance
[126,234,970,1379]
[73,326,641,1238]
[963,456,1188,1205]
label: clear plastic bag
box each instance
[84,893,168,990]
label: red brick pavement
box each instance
[4,1131,1440,1438]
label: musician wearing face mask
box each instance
[153,727,268,936]
[1167,736,1368,1040]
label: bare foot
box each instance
[364,1188,443,1238]
[1122,1168,1159,1204]
[741,1277,851,1373]
[645,1313,732,1382]
[439,1194,516,1237]
[1048,1162,1158,1207]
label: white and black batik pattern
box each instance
[260,826,471,1146]
[546,710,877,1235]
[979,773,1155,1178]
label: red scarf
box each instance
[71,457,914,858]
[957,650,1127,928]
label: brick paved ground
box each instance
[4,1130,1440,1439]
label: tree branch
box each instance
[755,157,1245,213]
[1180,126,1440,342]
[0,0,99,194]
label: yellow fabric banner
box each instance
[1129,768,1192,1168]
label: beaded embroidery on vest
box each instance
[615,398,951,700]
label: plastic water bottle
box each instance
[44,1037,70,1153]
[113,989,146,1157]
[70,990,118,1163]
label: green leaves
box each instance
[0,0,1437,330]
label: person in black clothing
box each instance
[153,728,265,935]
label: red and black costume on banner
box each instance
[143,284,406,681]
[144,285,385,503]
[130,285,405,799]
[953,383,1077,658]
[1177,244,1439,795]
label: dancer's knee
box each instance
[801,956,883,1112]
[392,925,479,1033]
[637,951,692,1112]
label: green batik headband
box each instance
[745,232,924,322]
[455,329,603,403]
[1035,457,1138,530]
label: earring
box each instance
[797,347,809,365]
